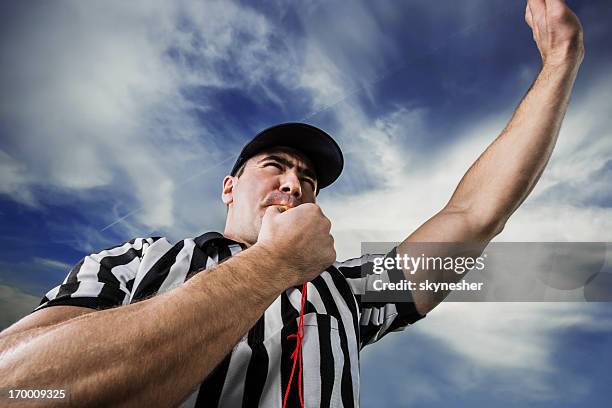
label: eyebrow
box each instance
[257,155,317,181]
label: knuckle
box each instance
[307,203,321,211]
[301,203,314,211]
[309,204,322,215]
[549,5,567,19]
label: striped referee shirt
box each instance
[36,232,425,407]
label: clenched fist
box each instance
[255,203,336,287]
[525,0,584,68]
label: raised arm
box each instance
[0,204,335,407]
[399,0,584,315]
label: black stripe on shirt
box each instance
[126,278,135,292]
[316,312,334,408]
[97,245,144,306]
[311,274,355,408]
[280,290,302,407]
[195,354,232,407]
[328,266,361,349]
[241,316,268,407]
[36,296,118,311]
[216,240,232,263]
[193,238,237,407]
[186,242,209,279]
[55,259,84,299]
[131,241,185,301]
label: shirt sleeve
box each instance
[34,237,160,312]
[334,246,426,350]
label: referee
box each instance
[0,1,584,407]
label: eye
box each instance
[301,178,316,190]
[264,162,283,171]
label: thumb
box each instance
[263,205,284,219]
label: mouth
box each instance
[267,203,292,211]
[270,200,297,209]
[263,193,300,210]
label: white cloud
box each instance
[415,302,609,401]
[0,0,305,232]
[0,150,38,207]
[32,257,72,271]
[0,285,40,331]
[418,303,567,371]
[360,303,606,404]
[324,72,612,263]
[1,2,611,403]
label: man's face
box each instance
[222,147,318,245]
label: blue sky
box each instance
[1,0,611,406]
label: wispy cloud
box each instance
[0,0,305,233]
[0,150,38,207]
[1,1,611,406]
[361,303,611,406]
[32,257,72,271]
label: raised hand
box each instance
[525,0,584,68]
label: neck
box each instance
[223,223,254,248]
[223,207,257,247]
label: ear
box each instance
[222,175,235,205]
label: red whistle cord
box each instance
[282,282,308,408]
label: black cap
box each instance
[230,122,344,192]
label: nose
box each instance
[279,171,302,199]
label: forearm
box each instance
[0,245,288,407]
[0,326,65,355]
[447,62,581,230]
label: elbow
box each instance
[471,212,506,241]
[444,203,507,241]
[443,203,509,242]
[481,219,505,241]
